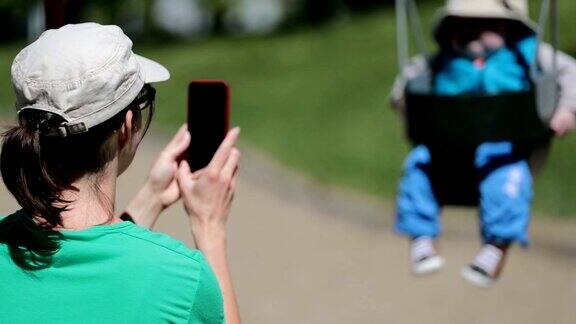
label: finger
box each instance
[221,148,241,181]
[225,173,238,207]
[163,125,191,158]
[176,160,194,195]
[207,127,241,172]
[164,180,181,204]
[226,192,235,208]
[169,124,188,146]
[230,172,238,193]
[225,186,235,207]
[176,161,198,214]
[190,169,203,180]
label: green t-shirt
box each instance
[0,210,224,324]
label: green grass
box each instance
[1,1,576,217]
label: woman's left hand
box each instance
[125,124,190,228]
[550,107,576,137]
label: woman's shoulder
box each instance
[116,223,224,320]
[114,222,207,265]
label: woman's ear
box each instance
[118,110,134,149]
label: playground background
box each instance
[0,1,575,323]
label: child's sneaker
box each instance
[461,244,505,288]
[411,237,445,276]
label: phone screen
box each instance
[187,81,230,171]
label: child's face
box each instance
[450,18,508,45]
[448,18,509,57]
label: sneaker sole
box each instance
[461,266,494,288]
[412,255,445,276]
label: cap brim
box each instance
[432,6,537,33]
[135,54,170,83]
[432,9,537,45]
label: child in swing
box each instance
[390,0,576,287]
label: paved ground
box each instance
[1,128,575,323]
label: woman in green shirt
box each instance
[0,23,241,323]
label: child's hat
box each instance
[433,0,537,42]
[11,23,170,137]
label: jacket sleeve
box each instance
[538,43,576,110]
[389,55,429,113]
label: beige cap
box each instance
[433,0,536,42]
[11,23,170,137]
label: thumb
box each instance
[177,160,196,199]
[177,160,200,216]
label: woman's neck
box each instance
[57,163,120,230]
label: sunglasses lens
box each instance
[142,102,153,137]
[134,85,155,143]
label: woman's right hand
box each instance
[177,127,242,324]
[176,127,241,248]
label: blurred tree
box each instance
[152,0,210,39]
[343,0,395,12]
[298,0,347,25]
[201,0,230,34]
[43,0,66,29]
[290,0,396,26]
[224,0,285,35]
[0,0,34,41]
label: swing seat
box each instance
[405,69,557,147]
[403,74,554,206]
[406,90,551,147]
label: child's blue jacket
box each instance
[435,36,537,96]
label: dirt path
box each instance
[1,130,575,323]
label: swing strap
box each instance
[534,0,559,80]
[395,0,429,74]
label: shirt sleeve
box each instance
[188,254,225,324]
[538,43,576,110]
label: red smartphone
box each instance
[187,80,230,171]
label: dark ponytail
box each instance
[2,125,71,224]
[0,106,139,270]
[0,123,69,270]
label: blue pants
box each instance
[395,142,533,246]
